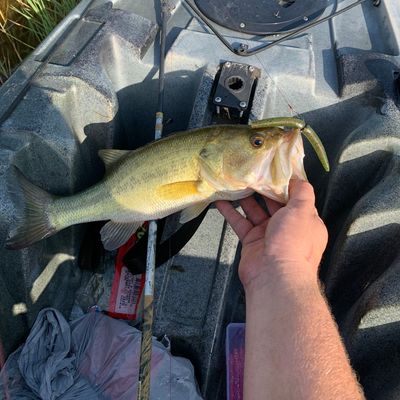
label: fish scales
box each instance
[106,127,215,219]
[51,127,215,230]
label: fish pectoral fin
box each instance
[157,181,204,200]
[100,220,142,251]
[179,202,209,224]
[98,149,130,171]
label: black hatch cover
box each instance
[193,0,333,35]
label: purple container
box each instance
[226,323,246,400]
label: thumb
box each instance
[288,179,315,205]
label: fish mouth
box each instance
[252,130,307,203]
[255,185,288,203]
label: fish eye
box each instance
[250,134,264,148]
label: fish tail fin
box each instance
[5,168,57,250]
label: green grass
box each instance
[0,0,79,85]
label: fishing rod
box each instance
[137,1,168,399]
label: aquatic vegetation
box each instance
[0,0,79,84]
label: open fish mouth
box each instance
[252,129,307,203]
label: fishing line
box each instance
[208,0,302,117]
[239,30,300,117]
[186,0,380,115]
[254,52,301,118]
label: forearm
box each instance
[243,264,364,400]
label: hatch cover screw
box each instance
[303,16,309,21]
[248,66,255,72]
[225,62,231,68]
[215,97,222,103]
[238,43,249,53]
[240,22,245,28]
[239,101,247,108]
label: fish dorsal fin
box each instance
[100,220,142,251]
[98,149,130,170]
[179,202,209,224]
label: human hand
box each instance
[215,180,328,292]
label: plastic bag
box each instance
[0,308,202,400]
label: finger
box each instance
[264,198,284,216]
[239,196,269,225]
[288,179,315,206]
[215,201,253,241]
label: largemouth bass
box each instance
[6,121,329,251]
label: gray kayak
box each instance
[1,0,400,398]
